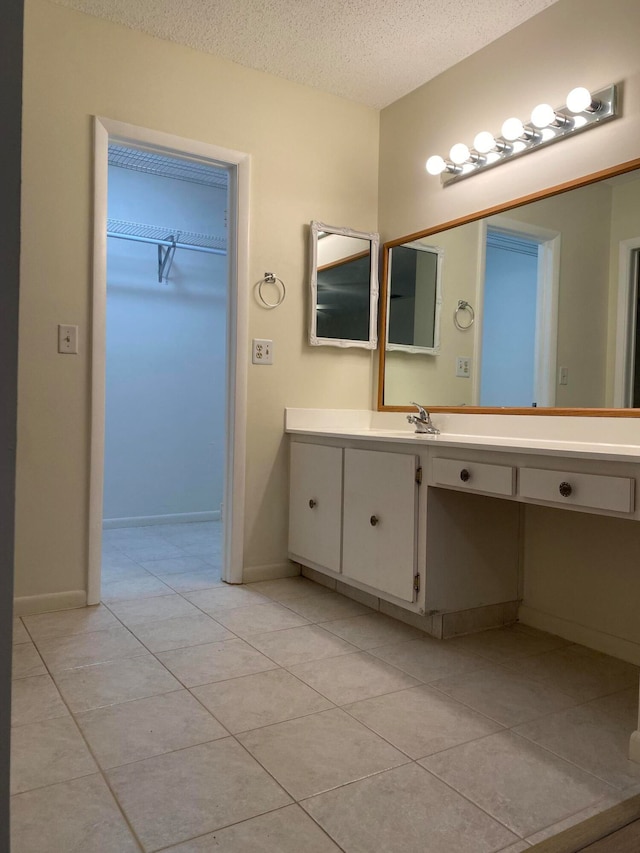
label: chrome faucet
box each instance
[407,402,440,435]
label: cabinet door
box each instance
[343,448,418,602]
[289,442,342,572]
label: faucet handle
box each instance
[410,401,428,419]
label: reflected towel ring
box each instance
[257,272,286,309]
[454,300,475,331]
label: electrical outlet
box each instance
[559,366,569,386]
[252,339,273,365]
[456,356,471,378]
[58,324,79,354]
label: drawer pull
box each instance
[370,515,379,526]
[308,499,317,509]
[460,468,471,483]
[558,481,573,498]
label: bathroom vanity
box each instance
[287,408,640,639]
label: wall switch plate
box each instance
[58,324,79,354]
[456,356,471,378]
[252,339,273,364]
[559,366,569,385]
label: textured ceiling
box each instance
[53,0,560,108]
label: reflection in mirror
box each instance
[386,241,443,355]
[379,162,640,413]
[309,221,379,349]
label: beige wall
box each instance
[378,0,640,652]
[17,0,379,601]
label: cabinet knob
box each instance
[370,515,379,526]
[558,481,573,497]
[460,468,471,483]
[308,499,317,509]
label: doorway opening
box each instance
[101,145,228,599]
[89,118,249,605]
[614,241,640,407]
[476,220,560,408]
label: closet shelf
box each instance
[107,218,227,282]
[107,218,226,253]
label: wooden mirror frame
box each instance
[377,156,640,417]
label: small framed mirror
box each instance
[386,239,443,355]
[309,221,379,348]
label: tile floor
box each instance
[10,521,640,852]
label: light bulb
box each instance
[449,143,470,165]
[502,117,525,141]
[531,103,556,128]
[426,155,447,176]
[474,131,496,154]
[566,86,594,113]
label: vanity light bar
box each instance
[426,84,618,186]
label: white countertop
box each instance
[285,408,640,463]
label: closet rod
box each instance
[107,231,226,256]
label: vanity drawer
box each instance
[430,457,516,496]
[519,467,635,513]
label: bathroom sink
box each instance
[366,429,441,439]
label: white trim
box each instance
[89,117,249,602]
[103,511,220,530]
[630,730,640,764]
[14,591,87,617]
[614,237,640,407]
[518,604,640,666]
[308,220,379,349]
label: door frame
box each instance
[475,217,561,407]
[88,117,250,603]
[613,238,640,407]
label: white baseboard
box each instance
[14,590,87,617]
[630,731,640,764]
[103,511,220,530]
[518,605,640,666]
[242,562,300,583]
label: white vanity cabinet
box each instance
[342,448,419,602]
[288,442,343,572]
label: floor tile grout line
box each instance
[508,726,634,791]
[11,629,147,852]
[149,802,351,853]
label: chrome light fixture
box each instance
[426,84,618,185]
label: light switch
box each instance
[58,324,79,354]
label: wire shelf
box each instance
[107,218,227,252]
[108,144,228,190]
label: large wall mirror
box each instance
[309,221,379,349]
[378,157,640,416]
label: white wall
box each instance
[16,0,379,605]
[104,166,226,524]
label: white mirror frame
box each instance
[385,242,443,355]
[309,220,379,349]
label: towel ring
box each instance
[454,300,475,331]
[257,272,286,309]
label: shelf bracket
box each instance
[158,235,177,283]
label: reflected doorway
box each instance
[477,220,560,408]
